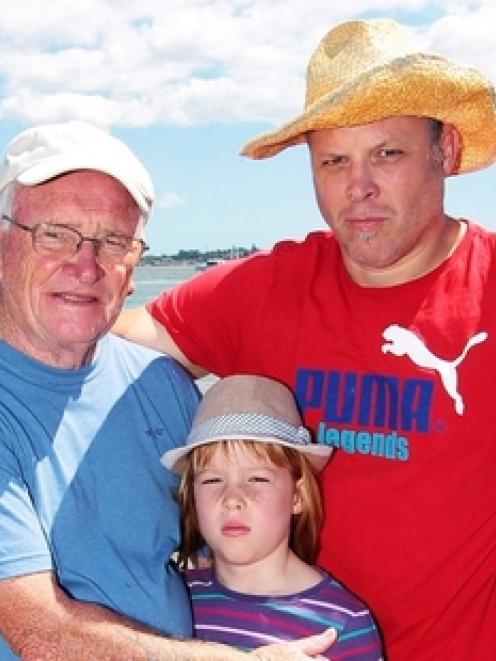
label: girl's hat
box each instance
[161,374,333,474]
[241,18,496,174]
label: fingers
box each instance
[296,628,337,657]
[250,628,337,660]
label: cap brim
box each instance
[16,153,152,217]
[161,434,333,474]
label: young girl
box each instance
[162,374,383,660]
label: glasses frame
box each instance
[2,214,149,263]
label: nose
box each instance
[346,161,378,203]
[221,483,245,510]
[63,240,104,284]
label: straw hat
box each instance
[241,18,496,174]
[161,374,333,474]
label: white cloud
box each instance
[158,192,186,208]
[419,5,496,81]
[0,0,493,128]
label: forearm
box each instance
[10,607,329,661]
[1,574,244,661]
[13,609,334,661]
[111,306,174,356]
[112,306,207,377]
[15,620,246,661]
[2,573,333,660]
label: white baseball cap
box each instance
[161,374,333,474]
[0,120,154,218]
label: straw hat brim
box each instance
[241,53,496,174]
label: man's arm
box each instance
[113,306,207,378]
[0,572,335,660]
[0,571,210,660]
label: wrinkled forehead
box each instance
[12,171,144,235]
[307,115,435,147]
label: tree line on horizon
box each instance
[141,244,260,264]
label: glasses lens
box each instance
[31,224,143,264]
[33,224,78,257]
[100,235,142,261]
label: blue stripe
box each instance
[191,592,233,602]
[338,624,379,642]
[265,602,345,631]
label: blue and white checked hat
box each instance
[161,374,333,473]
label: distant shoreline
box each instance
[139,246,259,267]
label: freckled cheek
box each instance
[194,488,222,512]
[245,487,266,503]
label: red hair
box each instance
[176,439,324,570]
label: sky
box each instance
[0,0,495,255]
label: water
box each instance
[125,263,216,392]
[125,263,199,309]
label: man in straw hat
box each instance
[114,17,496,660]
[0,121,334,660]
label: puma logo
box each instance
[382,324,488,415]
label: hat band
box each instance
[187,413,311,447]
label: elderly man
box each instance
[115,18,496,661]
[0,122,334,660]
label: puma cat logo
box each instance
[382,324,488,415]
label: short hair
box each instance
[0,183,14,222]
[428,118,444,145]
[176,439,324,570]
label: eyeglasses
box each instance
[2,214,148,264]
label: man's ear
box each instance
[0,232,4,281]
[440,123,461,175]
[292,478,304,515]
[127,279,136,297]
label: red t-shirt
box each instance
[148,223,496,660]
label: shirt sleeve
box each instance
[0,439,52,579]
[332,605,384,660]
[147,252,273,376]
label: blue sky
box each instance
[0,1,495,255]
